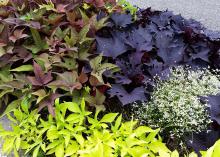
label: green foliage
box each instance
[0,98,177,157]
[132,67,220,140]
[118,0,138,16]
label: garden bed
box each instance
[0,0,220,156]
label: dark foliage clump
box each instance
[96,9,220,106]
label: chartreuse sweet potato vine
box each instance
[0,98,179,157]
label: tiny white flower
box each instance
[132,66,220,139]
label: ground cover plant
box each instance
[0,98,219,157]
[0,98,178,157]
[131,66,220,151]
[0,0,220,156]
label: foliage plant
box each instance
[132,67,220,143]
[97,9,220,107]
[0,0,220,154]
[0,98,178,157]
[0,0,123,117]
[200,139,220,157]
[117,0,138,16]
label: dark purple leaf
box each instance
[155,31,186,65]
[0,24,9,46]
[12,46,32,63]
[110,13,133,27]
[114,74,132,84]
[190,42,210,62]
[3,18,41,29]
[115,56,143,82]
[207,95,220,124]
[108,84,146,105]
[121,26,153,52]
[27,62,53,86]
[38,93,61,117]
[96,31,130,58]
[186,130,220,153]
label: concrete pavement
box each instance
[127,0,220,31]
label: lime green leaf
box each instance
[80,98,86,112]
[41,143,46,153]
[100,113,118,123]
[90,142,104,157]
[148,141,170,154]
[114,114,122,130]
[65,102,81,113]
[47,128,59,140]
[64,134,70,147]
[134,126,155,137]
[73,133,84,146]
[65,142,79,156]
[33,145,41,157]
[13,146,19,157]
[3,137,15,154]
[213,140,220,157]
[0,99,21,118]
[15,136,21,150]
[128,146,150,157]
[65,114,80,123]
[46,147,56,155]
[159,150,172,157]
[46,140,60,150]
[10,65,33,72]
[14,110,23,122]
[21,141,30,149]
[188,152,198,157]
[21,95,30,114]
[55,144,64,157]
[145,128,160,143]
[171,150,179,157]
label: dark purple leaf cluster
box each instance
[96,9,220,106]
[207,95,220,125]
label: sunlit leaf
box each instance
[10,65,33,72]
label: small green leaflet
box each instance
[10,65,33,72]
[25,28,49,54]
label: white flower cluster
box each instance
[133,66,220,139]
